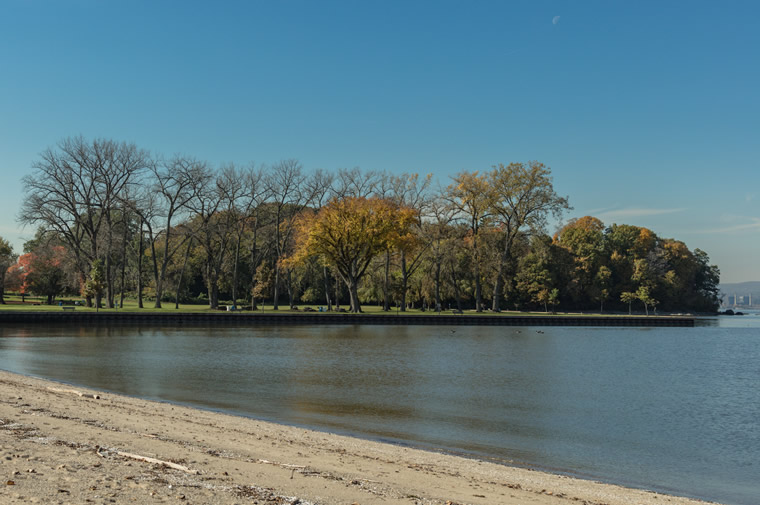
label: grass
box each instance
[0,294,680,317]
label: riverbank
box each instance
[0,370,717,505]
[0,310,695,326]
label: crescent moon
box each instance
[552,16,560,25]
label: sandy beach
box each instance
[0,370,718,505]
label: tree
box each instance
[594,265,612,313]
[555,216,605,305]
[446,171,492,312]
[24,246,68,304]
[636,285,656,315]
[423,196,457,312]
[548,288,560,314]
[266,160,312,309]
[515,242,553,311]
[0,237,16,304]
[288,197,416,313]
[620,291,636,315]
[489,162,570,311]
[83,259,106,310]
[132,155,204,308]
[693,248,721,312]
[189,167,237,310]
[21,136,149,307]
[386,173,432,311]
[242,165,272,310]
[252,262,273,310]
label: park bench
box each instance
[61,306,75,311]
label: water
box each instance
[1,318,758,505]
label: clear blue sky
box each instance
[1,0,758,283]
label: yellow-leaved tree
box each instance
[287,197,416,313]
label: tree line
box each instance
[0,136,721,313]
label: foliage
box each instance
[15,140,720,314]
[287,197,416,312]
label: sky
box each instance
[0,0,758,283]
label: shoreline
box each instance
[0,370,719,505]
[0,311,695,327]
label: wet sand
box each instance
[0,370,717,505]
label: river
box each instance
[1,316,758,505]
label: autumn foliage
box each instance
[288,197,416,312]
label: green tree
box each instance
[636,285,656,315]
[84,259,106,310]
[620,291,636,315]
[548,288,560,314]
[555,216,605,305]
[489,162,570,311]
[594,265,612,313]
[0,237,16,304]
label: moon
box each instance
[552,16,560,25]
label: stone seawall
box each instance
[0,311,694,327]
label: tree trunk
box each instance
[273,265,280,310]
[119,219,128,309]
[347,276,362,313]
[250,234,258,310]
[323,265,332,310]
[434,262,441,312]
[175,237,193,309]
[231,233,241,306]
[491,253,505,312]
[207,262,219,309]
[286,269,294,308]
[474,261,482,312]
[383,251,391,311]
[137,227,144,309]
[334,275,340,311]
[106,252,114,308]
[151,239,162,309]
[0,271,5,304]
[400,251,408,312]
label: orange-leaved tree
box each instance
[287,197,416,313]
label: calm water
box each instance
[1,318,758,505]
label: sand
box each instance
[0,370,718,505]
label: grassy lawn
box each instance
[0,294,671,317]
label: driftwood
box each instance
[115,450,199,475]
[47,387,100,399]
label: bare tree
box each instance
[216,163,247,307]
[331,167,381,199]
[93,140,151,307]
[242,164,271,310]
[21,137,148,308]
[423,193,457,312]
[190,165,240,309]
[266,160,312,309]
[130,155,204,308]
